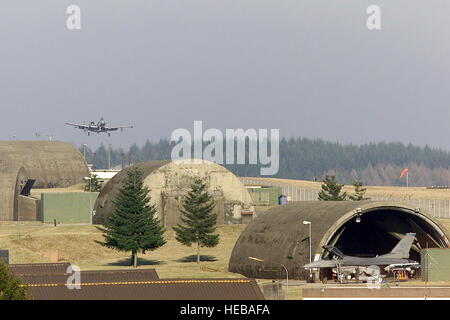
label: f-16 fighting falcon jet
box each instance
[304,233,420,283]
[66,118,133,136]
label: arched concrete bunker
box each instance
[93,160,255,226]
[0,141,89,188]
[228,201,450,280]
[0,141,90,221]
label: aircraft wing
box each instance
[304,259,339,269]
[65,122,90,130]
[105,125,134,131]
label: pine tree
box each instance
[84,174,103,192]
[349,178,369,201]
[96,166,166,268]
[173,178,219,264]
[318,174,347,201]
[0,261,27,300]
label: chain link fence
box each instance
[240,178,450,219]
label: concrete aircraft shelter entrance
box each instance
[228,201,450,280]
[319,203,449,263]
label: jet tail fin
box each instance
[323,245,344,259]
[386,233,416,259]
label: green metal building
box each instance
[421,248,450,281]
[246,187,282,206]
[41,192,99,223]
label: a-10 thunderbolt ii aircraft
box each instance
[65,118,133,136]
[304,233,420,283]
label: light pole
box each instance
[248,256,289,295]
[84,176,92,224]
[303,220,312,281]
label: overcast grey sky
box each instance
[1,1,449,151]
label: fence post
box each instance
[439,200,441,218]
[240,178,450,219]
[434,200,436,217]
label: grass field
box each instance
[0,222,247,279]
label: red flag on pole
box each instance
[400,168,408,179]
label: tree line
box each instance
[80,137,450,187]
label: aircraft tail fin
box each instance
[387,233,416,259]
[323,245,345,259]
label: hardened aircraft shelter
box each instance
[228,201,450,280]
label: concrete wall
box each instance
[258,282,284,300]
[17,195,41,221]
[303,287,450,299]
[41,192,98,223]
[0,165,28,221]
